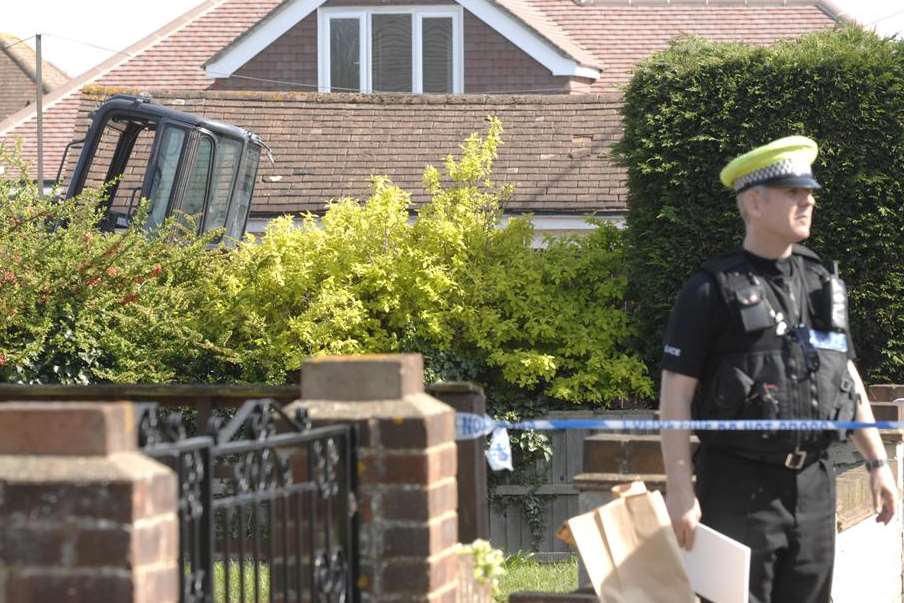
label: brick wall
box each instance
[289,354,462,602]
[212,7,583,95]
[0,403,178,603]
[212,13,318,91]
[463,11,574,94]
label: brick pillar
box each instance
[426,382,489,544]
[0,403,178,603]
[290,354,459,603]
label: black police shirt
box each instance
[661,249,855,380]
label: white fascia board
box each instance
[503,213,624,231]
[455,0,599,78]
[205,0,326,78]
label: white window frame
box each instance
[318,5,463,94]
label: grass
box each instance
[496,553,579,601]
[209,553,578,602]
[212,560,270,603]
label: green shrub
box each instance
[207,118,652,408]
[0,149,228,383]
[616,26,904,382]
[0,120,652,410]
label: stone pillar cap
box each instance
[302,354,424,401]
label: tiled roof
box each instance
[0,34,70,123]
[0,33,70,90]
[493,0,601,69]
[97,0,281,88]
[72,89,627,215]
[531,0,838,92]
[0,0,839,209]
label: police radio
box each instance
[820,261,849,332]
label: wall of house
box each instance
[211,4,583,95]
[0,54,36,121]
[212,13,319,91]
[463,10,574,94]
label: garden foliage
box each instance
[0,119,652,412]
[0,150,227,383]
[617,27,904,382]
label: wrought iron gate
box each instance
[138,398,358,603]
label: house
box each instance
[0,0,844,239]
[0,34,69,123]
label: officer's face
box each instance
[752,186,816,243]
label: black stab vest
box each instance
[691,245,857,454]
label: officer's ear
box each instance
[743,186,768,220]
[737,186,762,222]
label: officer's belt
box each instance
[713,446,827,470]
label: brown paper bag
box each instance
[557,481,697,603]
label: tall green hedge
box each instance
[617,27,904,383]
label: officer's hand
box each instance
[666,488,701,550]
[870,464,896,525]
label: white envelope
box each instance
[679,523,750,603]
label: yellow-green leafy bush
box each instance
[0,119,651,410]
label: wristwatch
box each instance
[864,458,887,471]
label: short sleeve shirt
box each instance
[661,250,855,380]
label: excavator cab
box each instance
[64,94,264,243]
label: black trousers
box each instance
[695,448,836,603]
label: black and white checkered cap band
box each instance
[733,158,813,192]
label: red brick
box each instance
[378,410,455,449]
[868,384,904,403]
[382,511,458,557]
[382,478,457,521]
[75,526,131,567]
[383,443,457,484]
[382,547,460,594]
[625,439,666,474]
[0,481,135,522]
[5,571,134,603]
[133,516,178,566]
[870,401,904,422]
[301,354,424,401]
[0,526,67,566]
[135,565,179,603]
[0,403,134,455]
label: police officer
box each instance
[659,136,896,603]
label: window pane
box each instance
[330,18,360,92]
[223,145,261,243]
[176,136,213,230]
[423,18,453,94]
[146,126,186,229]
[372,14,411,93]
[203,140,241,233]
[80,118,155,226]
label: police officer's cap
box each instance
[720,136,821,193]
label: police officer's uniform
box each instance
[661,137,856,603]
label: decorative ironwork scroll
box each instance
[139,397,358,603]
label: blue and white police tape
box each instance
[456,412,904,441]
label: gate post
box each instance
[291,353,460,602]
[0,402,178,603]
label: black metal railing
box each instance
[138,398,358,603]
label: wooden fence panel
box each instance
[488,409,655,560]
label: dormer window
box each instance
[318,6,463,94]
